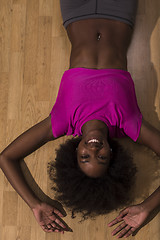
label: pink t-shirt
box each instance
[50,68,143,141]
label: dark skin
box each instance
[67,18,133,71]
[77,119,112,178]
[67,19,160,237]
[66,18,132,177]
[0,18,160,237]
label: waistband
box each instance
[64,67,131,75]
[60,0,138,29]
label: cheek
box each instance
[77,140,84,150]
[77,142,86,155]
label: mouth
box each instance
[86,138,103,146]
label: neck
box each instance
[81,119,109,139]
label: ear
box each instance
[110,148,113,158]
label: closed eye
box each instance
[80,160,107,165]
[81,155,107,160]
[80,155,107,165]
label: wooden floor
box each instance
[0,0,160,239]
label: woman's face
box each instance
[76,131,112,178]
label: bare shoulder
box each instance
[47,115,56,141]
[136,117,160,156]
[137,118,156,144]
[45,115,65,141]
[136,118,149,144]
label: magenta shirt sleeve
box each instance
[49,77,69,138]
[50,105,68,138]
[123,114,143,141]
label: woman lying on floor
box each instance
[0,0,160,238]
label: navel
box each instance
[97,32,101,41]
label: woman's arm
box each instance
[136,118,160,156]
[0,115,55,161]
[108,118,160,238]
[108,187,160,239]
[0,116,56,209]
[137,118,160,209]
[141,186,160,212]
[0,116,69,232]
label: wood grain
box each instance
[0,0,159,239]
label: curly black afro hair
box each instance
[48,137,137,222]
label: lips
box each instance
[88,139,101,143]
[86,138,103,147]
[87,138,102,143]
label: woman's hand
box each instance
[108,204,150,238]
[32,202,72,233]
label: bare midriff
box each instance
[66,18,133,71]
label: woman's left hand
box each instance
[107,204,150,238]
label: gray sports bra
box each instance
[60,0,138,29]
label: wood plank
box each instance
[35,16,52,101]
[2,192,18,226]
[39,0,53,17]
[0,0,159,239]
[23,0,39,85]
[0,0,13,72]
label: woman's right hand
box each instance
[32,202,72,233]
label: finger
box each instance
[41,225,54,233]
[41,223,57,232]
[118,208,129,218]
[54,229,65,234]
[108,208,129,227]
[108,217,124,227]
[47,214,56,223]
[48,214,63,230]
[53,208,66,218]
[48,216,70,232]
[45,229,53,233]
[51,213,73,232]
[47,223,58,231]
[49,212,67,229]
[112,222,127,236]
[116,225,131,238]
[55,218,67,229]
[50,222,60,229]
[44,224,63,233]
[123,227,136,238]
[123,229,134,238]
[41,225,47,231]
